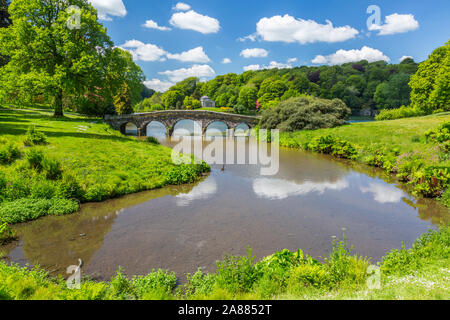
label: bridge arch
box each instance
[120,122,138,136]
[234,123,251,136]
[145,121,167,137]
[205,121,229,136]
[172,119,203,137]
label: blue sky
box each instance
[89,0,450,92]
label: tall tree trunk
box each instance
[53,89,63,117]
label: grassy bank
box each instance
[0,107,209,224]
[278,113,450,206]
[0,226,448,300]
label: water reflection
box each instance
[360,182,405,204]
[176,178,218,206]
[253,178,349,200]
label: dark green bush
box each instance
[145,136,160,145]
[0,142,21,165]
[25,148,44,170]
[215,248,259,294]
[57,173,85,200]
[425,122,450,144]
[260,97,351,132]
[41,157,63,180]
[23,126,48,146]
[306,135,358,160]
[132,269,177,298]
[0,198,79,224]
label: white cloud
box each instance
[89,0,127,21]
[240,48,269,58]
[159,64,216,82]
[243,60,293,72]
[253,178,349,200]
[238,34,257,42]
[222,58,232,64]
[400,55,413,62]
[167,46,211,63]
[255,14,359,44]
[173,2,191,11]
[144,79,175,92]
[120,40,167,62]
[360,183,405,204]
[369,13,419,36]
[142,20,171,31]
[312,46,390,65]
[287,58,298,63]
[265,61,292,69]
[243,64,261,71]
[170,10,220,34]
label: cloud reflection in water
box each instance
[253,178,349,200]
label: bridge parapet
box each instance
[104,110,261,136]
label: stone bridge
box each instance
[104,110,261,136]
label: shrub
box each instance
[23,126,48,146]
[25,148,44,171]
[215,248,258,294]
[381,226,450,276]
[183,269,216,298]
[288,264,331,290]
[132,269,177,298]
[375,105,426,121]
[324,231,369,285]
[150,104,164,111]
[409,165,450,197]
[0,198,79,224]
[260,96,351,132]
[306,135,358,160]
[425,122,450,144]
[0,142,21,165]
[57,173,85,200]
[145,136,160,145]
[41,157,63,180]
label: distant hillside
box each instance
[149,58,419,116]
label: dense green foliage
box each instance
[410,40,450,114]
[154,59,418,115]
[375,105,427,121]
[260,96,350,131]
[0,226,448,300]
[0,0,145,117]
[0,108,210,223]
[0,0,11,67]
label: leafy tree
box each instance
[0,0,113,116]
[162,89,184,109]
[410,40,450,113]
[374,73,411,109]
[0,0,11,67]
[260,96,351,132]
[237,84,258,113]
[114,83,132,115]
[183,96,201,109]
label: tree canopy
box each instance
[409,40,450,113]
[0,0,144,116]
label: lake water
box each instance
[1,125,448,281]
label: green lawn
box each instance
[0,107,209,224]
